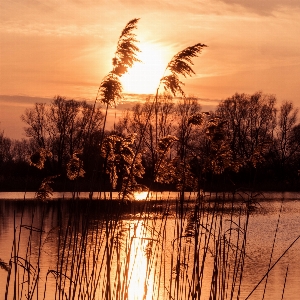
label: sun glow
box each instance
[121,43,168,94]
[134,191,149,201]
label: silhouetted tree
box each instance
[270,101,300,180]
[21,96,103,173]
[10,139,32,162]
[216,92,276,168]
[0,131,12,163]
[115,95,177,181]
[21,103,48,149]
[175,98,202,160]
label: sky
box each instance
[1,0,300,139]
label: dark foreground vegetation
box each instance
[0,193,259,299]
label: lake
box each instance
[0,191,300,299]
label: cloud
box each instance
[217,0,300,15]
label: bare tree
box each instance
[0,131,12,163]
[21,103,48,149]
[273,101,299,177]
[10,139,32,162]
[21,96,103,172]
[216,92,277,167]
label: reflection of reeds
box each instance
[3,197,255,299]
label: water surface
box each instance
[0,193,299,299]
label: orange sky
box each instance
[1,0,300,139]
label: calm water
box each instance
[0,192,300,299]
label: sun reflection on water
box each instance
[127,221,153,300]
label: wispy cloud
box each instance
[218,0,300,15]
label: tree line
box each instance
[1,91,300,193]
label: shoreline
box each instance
[1,190,300,201]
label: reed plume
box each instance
[160,43,207,97]
[66,151,85,180]
[35,175,58,201]
[29,148,52,170]
[112,18,141,76]
[97,18,140,107]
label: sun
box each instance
[120,43,168,94]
